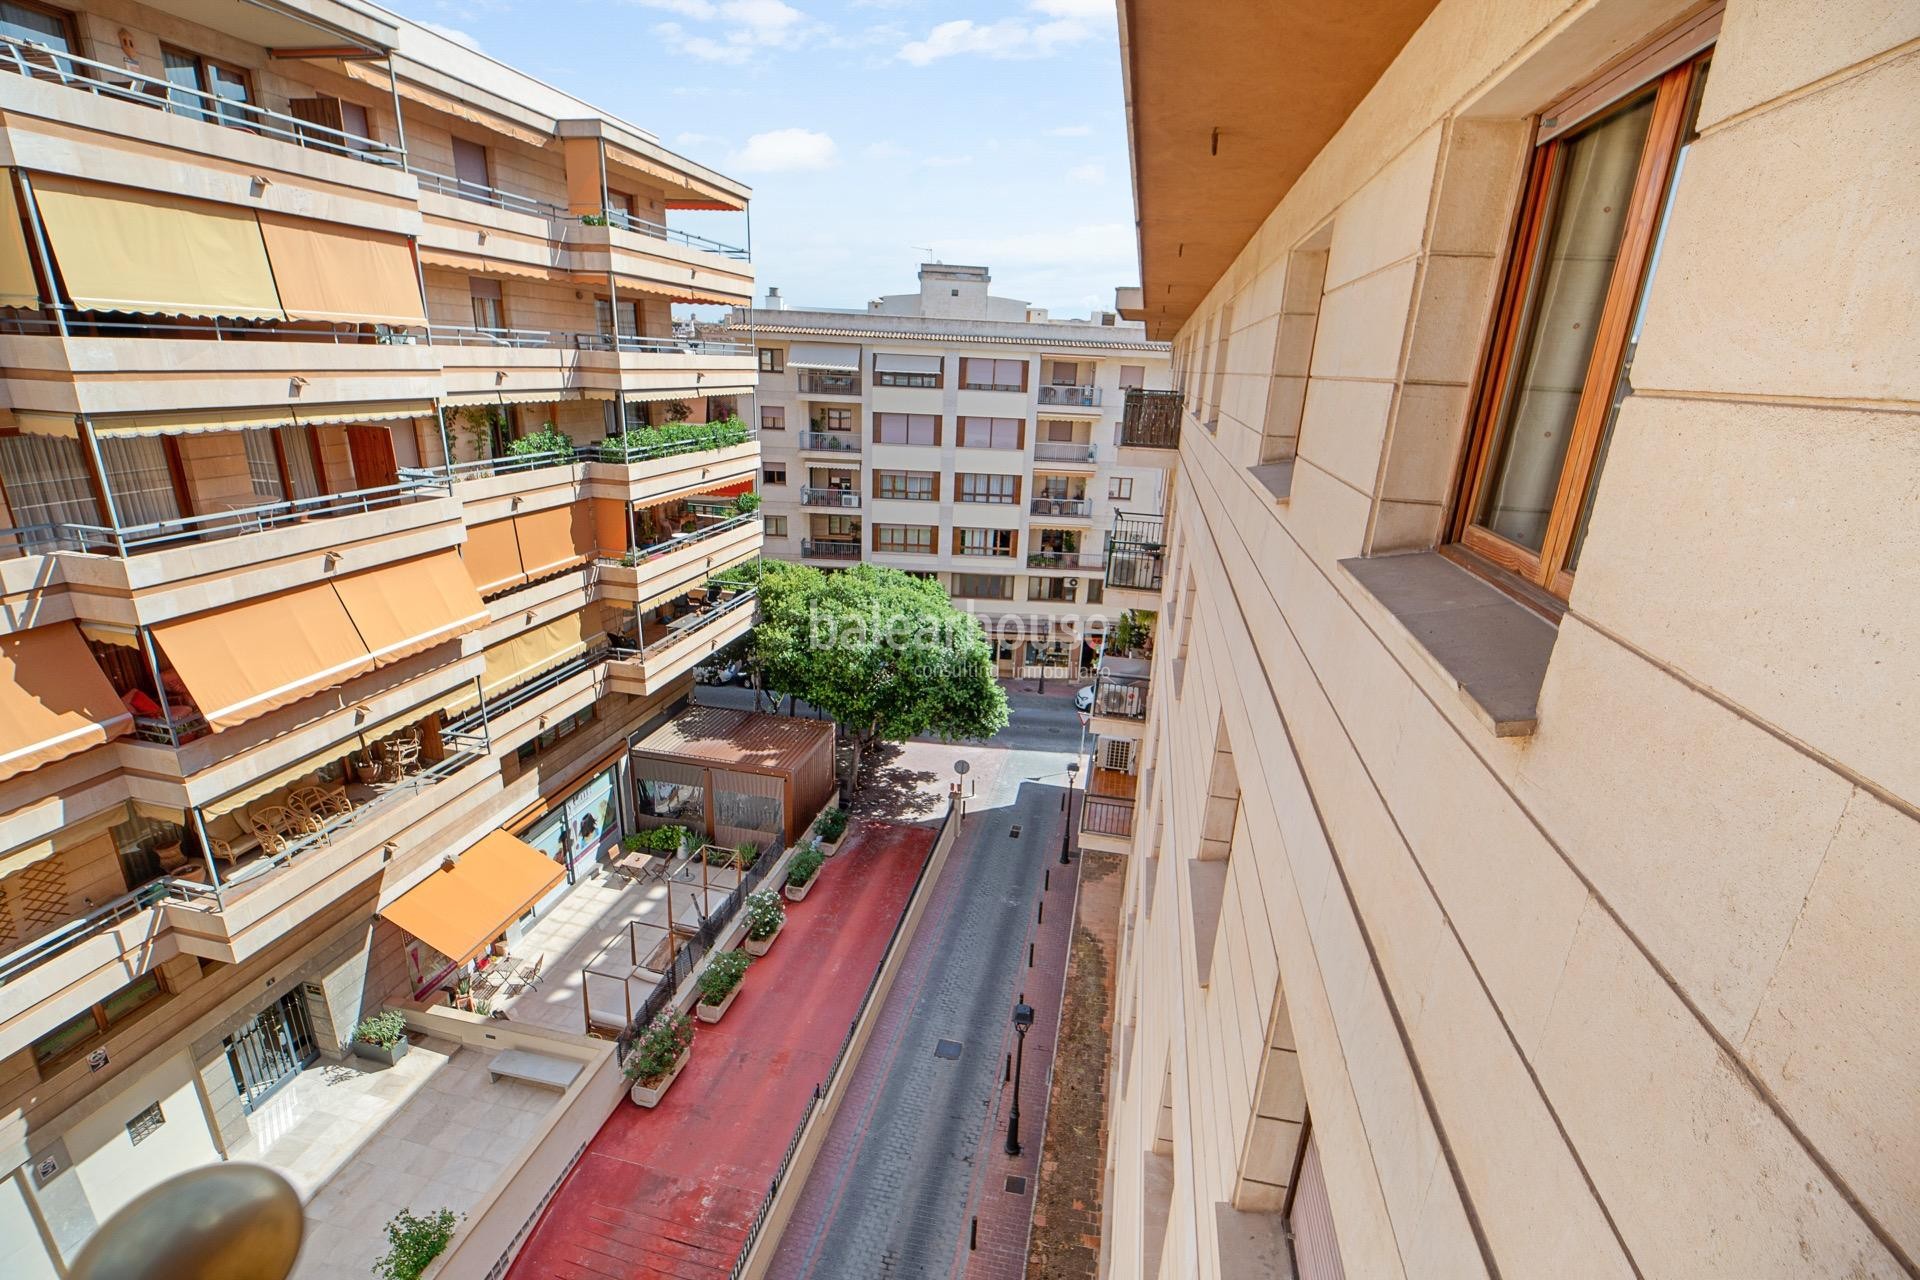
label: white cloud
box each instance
[1031,0,1111,15]
[629,0,716,15]
[896,0,1110,64]
[1067,161,1104,184]
[862,140,911,161]
[729,128,838,172]
[1047,124,1094,137]
[675,131,727,148]
[644,0,810,62]
[419,20,483,50]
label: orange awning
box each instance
[418,246,567,283]
[0,622,132,781]
[512,503,596,583]
[257,212,427,327]
[333,551,489,667]
[592,498,631,557]
[460,516,526,597]
[152,581,373,732]
[380,830,564,967]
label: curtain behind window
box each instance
[0,434,100,533]
[99,436,181,528]
[240,430,283,502]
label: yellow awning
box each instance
[91,406,301,438]
[153,581,373,732]
[334,551,489,668]
[619,385,754,405]
[460,516,526,597]
[257,212,427,327]
[292,400,435,427]
[0,179,42,309]
[443,388,576,407]
[512,503,595,583]
[32,176,284,321]
[0,622,133,781]
[0,840,55,878]
[380,830,564,967]
[417,247,565,282]
[204,744,349,818]
[444,605,601,718]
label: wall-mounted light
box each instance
[323,550,341,570]
[250,175,272,197]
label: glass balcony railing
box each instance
[1033,441,1097,463]
[798,431,861,453]
[1038,384,1101,407]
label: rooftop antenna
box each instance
[913,244,938,263]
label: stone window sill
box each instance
[1339,551,1557,737]
[1249,460,1293,503]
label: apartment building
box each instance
[729,264,1170,680]
[0,2,761,1269]
[1098,2,1917,1278]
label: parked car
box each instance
[1075,684,1096,712]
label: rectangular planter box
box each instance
[696,981,742,1023]
[351,1036,409,1068]
[629,1049,690,1108]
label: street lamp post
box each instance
[1060,761,1080,864]
[1006,1000,1035,1156]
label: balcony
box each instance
[595,512,763,604]
[605,588,758,695]
[1038,384,1102,408]
[1031,497,1093,519]
[801,487,861,509]
[431,325,754,403]
[799,371,862,397]
[798,431,862,455]
[1033,441,1098,465]
[1089,659,1151,734]
[800,539,861,561]
[1077,766,1138,854]
[1120,388,1183,455]
[1027,550,1105,572]
[1106,512,1167,598]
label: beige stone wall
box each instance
[1106,1,1920,1278]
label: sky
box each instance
[384,0,1139,317]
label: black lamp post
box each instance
[1006,1000,1035,1156]
[1060,761,1080,864]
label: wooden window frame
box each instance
[1109,476,1134,501]
[873,523,935,554]
[762,462,787,486]
[1448,48,1710,606]
[873,413,939,446]
[758,347,784,373]
[160,45,256,127]
[1,0,78,53]
[759,405,785,431]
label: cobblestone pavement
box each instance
[769,718,1085,1280]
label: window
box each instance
[1043,420,1077,442]
[33,973,163,1068]
[957,417,1022,450]
[874,413,939,445]
[241,431,284,501]
[817,406,853,433]
[595,297,639,338]
[820,514,859,538]
[1454,52,1711,598]
[873,354,942,388]
[100,436,183,527]
[1118,364,1147,390]
[761,405,785,431]
[162,47,256,128]
[952,573,1013,600]
[1049,361,1082,386]
[0,1,76,72]
[452,137,491,192]
[1029,576,1074,602]
[764,514,787,537]
[469,277,504,331]
[875,470,936,501]
[961,358,1027,392]
[759,347,784,373]
[1109,476,1134,501]
[1206,302,1234,431]
[956,473,1018,504]
[1035,475,1083,500]
[956,527,1015,557]
[874,524,934,554]
[1086,579,1105,604]
[763,463,787,486]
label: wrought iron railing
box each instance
[1106,511,1166,593]
[1121,388,1182,449]
[51,476,446,558]
[800,487,859,508]
[606,511,761,567]
[1027,550,1104,571]
[1080,795,1136,838]
[1038,384,1101,407]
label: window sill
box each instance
[1248,460,1293,504]
[1339,551,1557,737]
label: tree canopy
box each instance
[747,562,1010,787]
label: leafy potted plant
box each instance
[785,843,825,902]
[813,807,849,857]
[623,825,690,858]
[741,889,786,956]
[452,975,474,1012]
[733,492,762,515]
[372,1207,461,1280]
[624,1011,695,1107]
[352,1009,410,1067]
[695,949,752,1023]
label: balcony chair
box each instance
[288,785,352,826]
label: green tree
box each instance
[748,562,1009,790]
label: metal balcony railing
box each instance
[0,307,418,344]
[50,476,447,558]
[606,511,762,566]
[1027,550,1104,571]
[1038,384,1101,407]
[801,487,860,508]
[600,207,749,260]
[1092,671,1150,720]
[1030,496,1092,518]
[799,371,861,396]
[801,539,861,560]
[427,325,750,357]
[411,166,568,219]
[1033,441,1097,463]
[1080,795,1136,839]
[1106,511,1167,593]
[1121,388,1183,449]
[0,36,403,167]
[798,431,861,453]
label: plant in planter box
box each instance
[372,1206,461,1280]
[624,1011,695,1106]
[352,1009,410,1066]
[624,825,690,857]
[813,807,849,854]
[742,888,786,955]
[452,975,474,1011]
[696,949,752,1022]
[785,844,825,902]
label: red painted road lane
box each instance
[504,820,934,1280]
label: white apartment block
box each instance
[730,264,1171,679]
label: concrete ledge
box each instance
[1339,551,1557,737]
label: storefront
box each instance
[514,760,625,924]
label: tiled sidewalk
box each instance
[502,820,932,1280]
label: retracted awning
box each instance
[459,516,526,597]
[380,830,564,968]
[152,579,374,732]
[31,176,284,321]
[0,622,132,781]
[0,179,41,308]
[442,388,576,406]
[512,504,596,583]
[444,605,602,716]
[292,400,434,427]
[257,212,427,327]
[618,385,755,405]
[90,406,301,438]
[788,342,860,371]
[331,550,488,667]
[872,353,942,374]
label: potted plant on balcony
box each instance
[506,423,575,469]
[733,492,762,515]
[372,1207,461,1280]
[784,843,825,902]
[741,889,786,955]
[451,975,474,1012]
[695,949,752,1023]
[352,1010,410,1067]
[813,807,849,857]
[623,824,691,859]
[624,1011,695,1107]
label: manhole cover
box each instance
[1005,1176,1027,1194]
[935,1039,963,1060]
[1009,825,1022,838]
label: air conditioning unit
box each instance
[1064,577,1079,589]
